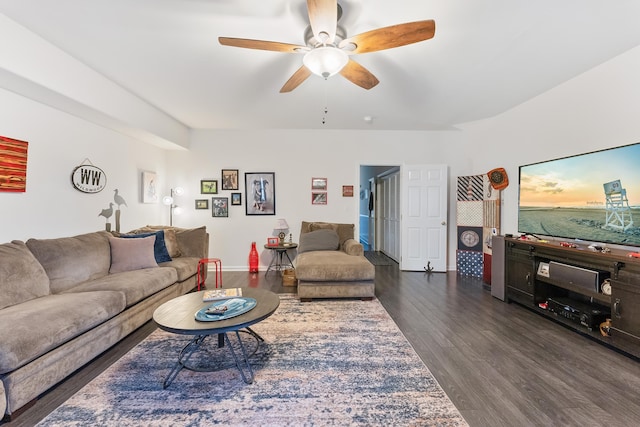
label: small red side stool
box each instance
[197,258,222,290]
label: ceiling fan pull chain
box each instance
[322,80,329,124]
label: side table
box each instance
[264,243,297,276]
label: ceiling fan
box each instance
[219,0,435,93]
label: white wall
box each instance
[0,88,169,242]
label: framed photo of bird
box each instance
[245,172,275,215]
[200,179,218,194]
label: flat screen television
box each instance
[518,142,640,247]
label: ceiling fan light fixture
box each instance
[303,46,348,78]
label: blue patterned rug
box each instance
[37,295,467,426]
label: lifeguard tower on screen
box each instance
[603,180,633,232]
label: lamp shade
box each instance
[162,195,173,206]
[303,46,348,78]
[274,218,289,230]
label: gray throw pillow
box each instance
[120,230,172,263]
[109,235,158,274]
[298,229,340,253]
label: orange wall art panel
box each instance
[0,135,28,192]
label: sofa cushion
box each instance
[159,256,200,282]
[26,231,111,294]
[0,291,126,374]
[175,226,208,258]
[163,228,181,258]
[298,229,340,253]
[65,267,178,307]
[295,251,375,282]
[309,222,339,232]
[301,221,355,248]
[108,235,158,274]
[120,230,172,263]
[0,241,50,310]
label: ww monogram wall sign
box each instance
[71,159,107,193]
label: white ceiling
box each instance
[3,0,640,131]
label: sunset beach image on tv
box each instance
[518,142,640,246]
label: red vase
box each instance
[249,242,259,273]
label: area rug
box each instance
[37,295,467,426]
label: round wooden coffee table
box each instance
[153,287,279,387]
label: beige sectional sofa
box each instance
[294,221,375,301]
[0,225,208,420]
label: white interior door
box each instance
[401,164,448,271]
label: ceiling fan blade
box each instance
[339,20,435,54]
[280,66,313,93]
[219,37,306,53]
[307,0,337,44]
[339,59,380,90]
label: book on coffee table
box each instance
[202,287,243,302]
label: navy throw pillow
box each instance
[121,230,172,263]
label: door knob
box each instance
[441,221,446,225]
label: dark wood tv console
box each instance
[504,237,640,359]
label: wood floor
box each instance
[4,261,640,426]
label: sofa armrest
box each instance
[343,239,364,256]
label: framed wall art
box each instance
[231,192,242,206]
[312,192,327,205]
[141,171,158,203]
[245,172,275,215]
[312,177,327,191]
[221,169,239,190]
[201,179,218,194]
[195,199,209,210]
[0,136,28,193]
[342,185,354,197]
[211,197,229,217]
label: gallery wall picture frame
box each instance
[245,172,275,215]
[312,177,327,191]
[231,192,242,206]
[201,179,218,194]
[141,171,158,203]
[0,135,28,193]
[195,199,209,210]
[312,192,327,205]
[342,185,354,197]
[221,169,239,190]
[211,197,229,217]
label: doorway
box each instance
[359,165,400,259]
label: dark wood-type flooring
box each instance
[4,260,640,426]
